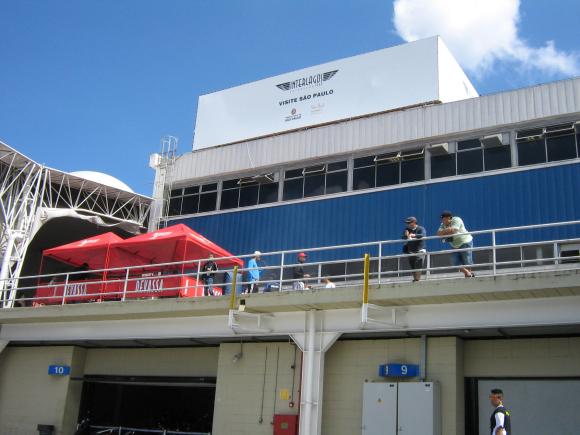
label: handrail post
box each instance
[196,260,202,293]
[492,231,497,275]
[279,252,285,292]
[229,265,238,309]
[61,273,70,305]
[363,253,370,305]
[377,242,382,285]
[121,268,129,301]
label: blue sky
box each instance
[1,0,578,195]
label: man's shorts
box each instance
[452,241,474,266]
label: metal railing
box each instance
[90,425,209,435]
[2,220,580,308]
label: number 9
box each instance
[401,365,407,375]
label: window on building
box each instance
[221,174,279,210]
[283,162,347,200]
[431,135,511,179]
[168,183,218,216]
[545,123,577,162]
[517,123,579,166]
[353,149,424,190]
[430,144,456,179]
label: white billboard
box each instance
[193,37,478,150]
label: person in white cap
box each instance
[246,250,262,293]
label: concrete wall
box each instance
[321,337,464,435]
[464,337,580,377]
[212,342,301,435]
[0,346,83,435]
[84,346,220,377]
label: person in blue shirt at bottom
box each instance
[246,250,262,293]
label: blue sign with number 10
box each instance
[48,365,71,376]
[378,363,419,377]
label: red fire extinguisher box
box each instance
[273,414,299,435]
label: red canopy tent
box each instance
[109,224,243,269]
[107,224,243,299]
[37,232,129,305]
[42,232,124,270]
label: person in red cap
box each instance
[293,252,311,290]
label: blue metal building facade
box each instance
[176,162,580,258]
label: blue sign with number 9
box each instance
[378,363,419,377]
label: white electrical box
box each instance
[362,383,398,435]
[362,382,440,435]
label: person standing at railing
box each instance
[246,250,262,293]
[437,210,475,278]
[402,216,426,282]
[293,252,311,290]
[201,253,218,296]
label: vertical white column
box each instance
[291,310,340,435]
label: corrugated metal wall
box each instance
[176,163,580,258]
[171,78,580,183]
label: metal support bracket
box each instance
[360,303,407,329]
[228,309,274,334]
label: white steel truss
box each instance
[0,141,151,308]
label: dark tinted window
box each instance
[354,156,375,168]
[239,185,259,207]
[326,171,348,194]
[484,146,511,171]
[327,161,348,171]
[431,154,456,179]
[457,149,483,175]
[201,183,218,192]
[285,169,303,179]
[198,192,217,212]
[457,138,481,150]
[222,179,239,189]
[170,188,183,197]
[517,139,546,166]
[547,134,577,162]
[259,183,279,204]
[168,197,182,216]
[353,167,374,190]
[401,158,424,183]
[183,186,199,195]
[181,195,199,214]
[304,174,325,197]
[376,163,399,187]
[283,178,303,200]
[220,189,239,210]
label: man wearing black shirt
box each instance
[489,388,511,435]
[402,217,426,282]
[201,253,218,296]
[293,252,310,290]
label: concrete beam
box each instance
[1,295,580,343]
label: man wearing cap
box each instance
[293,252,311,290]
[402,217,426,282]
[246,251,262,293]
[437,210,475,278]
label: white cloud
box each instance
[393,0,579,77]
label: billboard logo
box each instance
[285,108,301,122]
[276,70,338,91]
